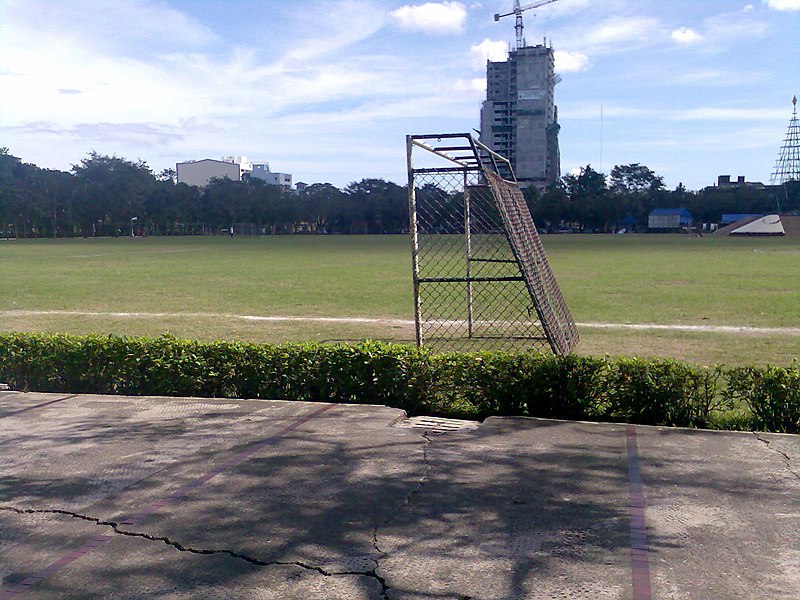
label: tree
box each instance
[344,179,407,234]
[562,165,610,231]
[609,163,664,195]
[301,183,344,233]
[37,168,75,237]
[72,152,157,235]
[0,149,23,236]
[157,168,177,184]
[529,182,568,231]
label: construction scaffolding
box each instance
[771,95,800,185]
[406,133,578,354]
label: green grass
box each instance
[1,234,798,366]
[0,236,413,317]
[545,234,800,327]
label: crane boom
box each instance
[494,0,560,49]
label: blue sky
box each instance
[1,0,798,190]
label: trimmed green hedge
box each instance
[0,333,797,432]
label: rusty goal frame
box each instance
[406,133,578,354]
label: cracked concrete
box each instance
[2,393,800,599]
[754,432,800,482]
[369,430,435,599]
[0,505,392,597]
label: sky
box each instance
[1,0,799,191]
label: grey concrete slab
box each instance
[637,428,800,599]
[0,392,798,600]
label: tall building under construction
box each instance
[480,43,561,188]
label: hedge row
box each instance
[0,333,798,433]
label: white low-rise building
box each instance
[177,156,292,189]
[250,163,292,189]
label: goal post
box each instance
[406,133,579,354]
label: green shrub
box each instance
[482,352,607,420]
[725,363,800,433]
[604,358,724,428]
[0,332,795,432]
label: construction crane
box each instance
[494,0,560,49]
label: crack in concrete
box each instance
[753,433,800,482]
[369,527,390,600]
[0,505,390,596]
[369,430,435,600]
[0,426,434,600]
[390,431,434,517]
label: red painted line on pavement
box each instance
[1,395,79,418]
[0,402,336,599]
[626,425,652,600]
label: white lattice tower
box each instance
[771,95,800,185]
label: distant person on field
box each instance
[229,226,234,238]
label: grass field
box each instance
[1,234,798,366]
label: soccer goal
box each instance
[406,133,578,354]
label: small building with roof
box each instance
[648,208,693,231]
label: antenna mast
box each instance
[770,95,800,185]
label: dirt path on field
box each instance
[2,309,799,337]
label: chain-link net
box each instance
[485,171,579,354]
[408,134,578,354]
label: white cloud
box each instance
[391,2,468,34]
[583,17,664,48]
[559,103,658,120]
[554,50,589,72]
[0,0,218,55]
[535,0,592,17]
[559,103,786,122]
[470,38,508,68]
[0,0,399,130]
[672,107,786,121]
[284,1,388,63]
[652,10,769,54]
[667,69,768,87]
[702,10,769,43]
[671,27,703,44]
[454,78,486,93]
[764,0,800,10]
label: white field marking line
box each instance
[0,309,413,327]
[577,322,800,336]
[66,249,200,259]
[1,309,799,336]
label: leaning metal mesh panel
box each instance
[485,171,580,354]
[412,169,554,353]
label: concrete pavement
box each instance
[1,391,798,599]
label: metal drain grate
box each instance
[395,416,480,433]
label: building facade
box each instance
[648,208,693,230]
[176,159,244,187]
[715,175,766,189]
[176,156,293,189]
[250,163,293,190]
[480,43,561,188]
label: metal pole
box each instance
[407,136,422,348]
[464,170,473,338]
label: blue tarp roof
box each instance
[649,208,693,224]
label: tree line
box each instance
[1,148,797,238]
[530,164,798,233]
